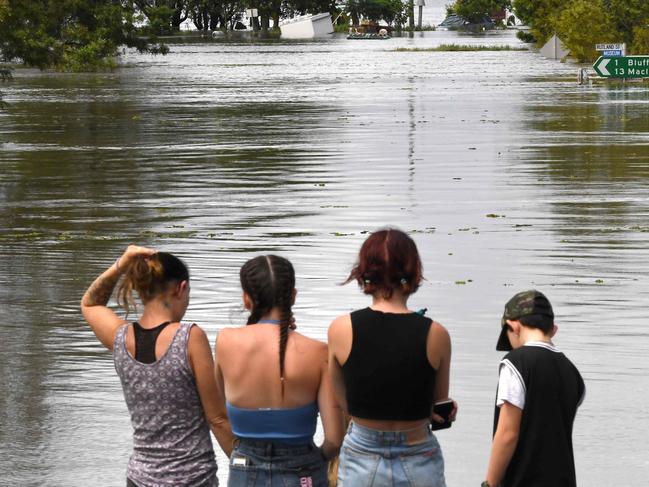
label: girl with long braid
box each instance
[215,255,343,487]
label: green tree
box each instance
[453,0,510,24]
[133,0,189,34]
[238,0,281,31]
[631,26,649,54]
[512,0,564,42]
[346,0,405,25]
[553,0,615,61]
[514,0,649,56]
[282,0,336,18]
[603,0,649,45]
[0,66,9,109]
[0,1,167,71]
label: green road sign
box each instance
[593,56,649,78]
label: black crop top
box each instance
[341,307,437,421]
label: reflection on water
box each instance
[1,30,648,486]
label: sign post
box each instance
[593,56,649,78]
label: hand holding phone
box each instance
[431,399,455,431]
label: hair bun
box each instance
[146,255,164,280]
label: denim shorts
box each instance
[227,438,328,487]
[336,422,446,487]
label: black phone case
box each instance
[431,401,453,430]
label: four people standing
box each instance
[80,229,584,487]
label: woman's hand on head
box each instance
[119,245,157,268]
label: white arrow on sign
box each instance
[598,58,611,76]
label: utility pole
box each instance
[408,0,414,30]
[416,0,425,29]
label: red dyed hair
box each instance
[345,228,423,298]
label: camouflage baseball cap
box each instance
[496,290,554,351]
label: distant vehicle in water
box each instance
[437,13,495,31]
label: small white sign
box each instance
[596,43,625,51]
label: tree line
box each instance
[449,0,649,61]
[0,0,417,71]
[514,0,649,61]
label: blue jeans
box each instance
[227,438,328,487]
[337,422,446,487]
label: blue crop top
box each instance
[226,402,318,445]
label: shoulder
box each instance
[187,323,211,349]
[328,314,352,338]
[427,320,450,346]
[188,322,207,338]
[293,332,328,361]
[294,331,327,349]
[116,321,130,335]
[504,345,529,360]
[214,326,242,351]
[502,346,547,376]
[429,319,449,337]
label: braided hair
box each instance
[240,255,295,397]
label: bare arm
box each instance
[327,316,351,414]
[317,345,344,460]
[80,245,155,350]
[485,401,522,486]
[428,322,458,423]
[188,325,234,457]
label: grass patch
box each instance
[395,44,528,52]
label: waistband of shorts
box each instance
[347,421,432,445]
[234,437,316,457]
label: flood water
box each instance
[1,24,649,486]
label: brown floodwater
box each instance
[1,28,648,485]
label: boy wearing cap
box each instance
[482,290,585,487]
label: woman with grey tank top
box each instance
[81,245,234,487]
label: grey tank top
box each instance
[114,322,217,487]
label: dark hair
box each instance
[118,252,189,315]
[240,255,295,397]
[345,227,423,298]
[519,314,554,334]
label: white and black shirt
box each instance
[497,341,586,410]
[493,341,586,487]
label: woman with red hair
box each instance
[328,228,456,486]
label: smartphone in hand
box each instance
[431,399,454,431]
